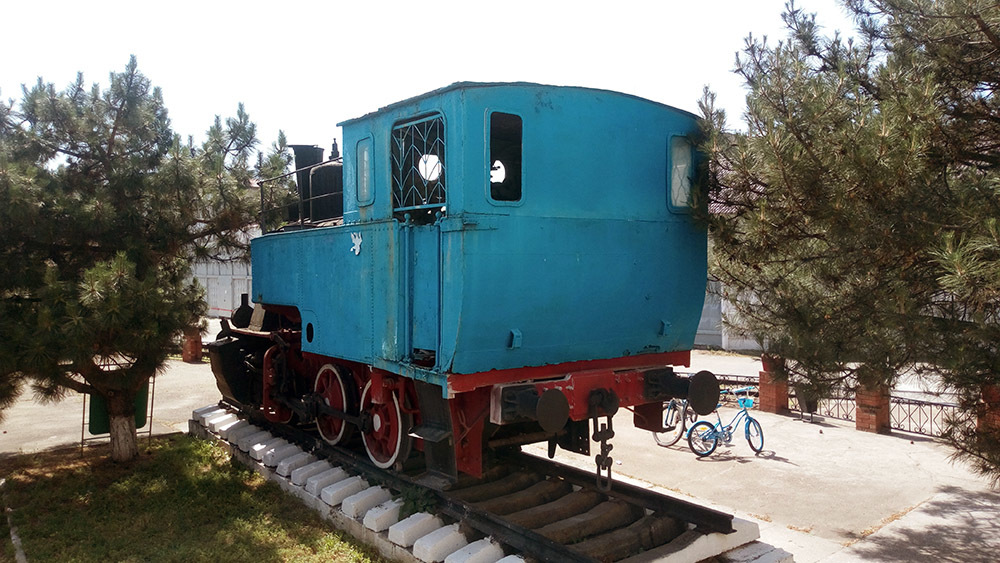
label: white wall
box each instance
[695,280,762,352]
[191,260,252,318]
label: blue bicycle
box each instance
[687,386,764,457]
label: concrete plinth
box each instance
[321,475,368,507]
[343,486,393,519]
[292,460,332,486]
[389,513,444,548]
[413,523,467,563]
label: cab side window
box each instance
[357,137,373,206]
[669,136,693,210]
[489,112,522,202]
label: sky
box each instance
[1,0,858,158]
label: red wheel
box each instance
[262,345,293,424]
[315,364,354,445]
[360,380,412,469]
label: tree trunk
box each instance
[107,390,139,462]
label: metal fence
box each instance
[888,397,960,437]
[717,375,762,407]
[717,375,759,393]
[791,395,857,422]
[790,392,960,437]
[718,373,960,438]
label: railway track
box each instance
[190,403,768,562]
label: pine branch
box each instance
[52,373,97,395]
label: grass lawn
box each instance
[0,434,387,562]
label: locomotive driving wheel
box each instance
[360,380,413,469]
[314,364,354,445]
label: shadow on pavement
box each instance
[841,485,1000,562]
[888,430,940,445]
[691,449,799,466]
[753,449,798,466]
[798,420,842,430]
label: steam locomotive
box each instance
[209,82,719,486]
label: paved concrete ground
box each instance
[2,351,998,562]
[0,359,220,457]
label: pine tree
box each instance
[853,0,1000,482]
[702,1,1000,480]
[0,57,286,462]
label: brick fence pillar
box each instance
[978,385,1000,432]
[181,327,202,363]
[758,369,790,414]
[856,383,891,434]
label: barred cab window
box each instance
[489,112,522,202]
[669,136,693,210]
[391,114,445,223]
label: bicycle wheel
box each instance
[746,417,764,453]
[653,400,687,447]
[688,420,719,457]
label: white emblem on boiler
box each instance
[350,232,363,255]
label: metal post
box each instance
[147,375,156,445]
[80,393,86,456]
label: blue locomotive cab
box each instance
[252,83,705,388]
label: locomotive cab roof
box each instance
[337,81,699,127]
[335,81,704,227]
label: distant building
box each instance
[694,279,762,352]
[191,259,251,318]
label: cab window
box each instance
[669,136,693,210]
[489,112,522,202]
[391,114,445,223]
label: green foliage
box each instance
[398,483,439,519]
[0,57,290,460]
[257,130,298,233]
[704,1,1000,477]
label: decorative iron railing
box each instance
[790,394,858,422]
[789,392,959,437]
[716,375,759,388]
[889,397,960,437]
[715,375,759,407]
[714,372,961,438]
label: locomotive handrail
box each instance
[256,157,343,185]
[256,157,344,232]
[395,202,446,213]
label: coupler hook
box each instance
[592,415,614,492]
